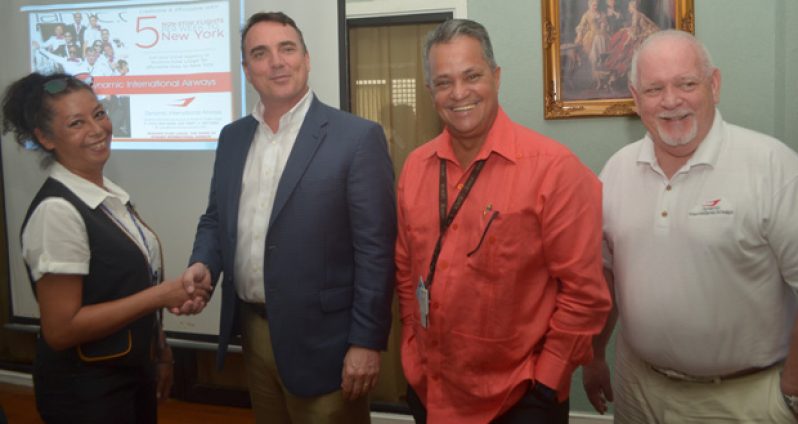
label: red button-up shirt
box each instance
[396,108,611,423]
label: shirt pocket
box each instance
[77,329,132,362]
[297,177,345,194]
[465,210,525,280]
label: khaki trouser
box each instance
[613,333,795,423]
[239,301,370,424]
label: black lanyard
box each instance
[424,158,486,290]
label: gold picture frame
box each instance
[541,0,694,119]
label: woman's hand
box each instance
[155,343,174,403]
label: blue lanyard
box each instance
[100,203,158,286]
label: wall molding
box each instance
[0,369,33,387]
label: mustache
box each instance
[657,109,692,120]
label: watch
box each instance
[783,393,798,415]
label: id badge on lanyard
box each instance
[417,159,486,330]
[416,276,429,328]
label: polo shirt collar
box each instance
[637,109,724,169]
[49,161,130,209]
[428,107,518,166]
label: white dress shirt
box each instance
[83,27,102,50]
[42,36,66,53]
[234,90,312,303]
[90,58,115,77]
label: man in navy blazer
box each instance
[181,11,396,423]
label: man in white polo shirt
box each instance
[582,29,798,422]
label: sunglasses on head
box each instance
[42,76,93,94]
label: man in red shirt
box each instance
[396,19,611,423]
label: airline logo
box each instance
[171,97,196,107]
[688,198,734,216]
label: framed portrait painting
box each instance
[541,0,694,119]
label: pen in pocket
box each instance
[467,210,499,256]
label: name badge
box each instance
[416,277,429,329]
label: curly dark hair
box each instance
[1,73,93,158]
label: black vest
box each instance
[22,178,156,371]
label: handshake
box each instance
[159,263,213,316]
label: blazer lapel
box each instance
[269,96,327,228]
[227,117,258,235]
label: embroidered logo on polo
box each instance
[688,198,734,216]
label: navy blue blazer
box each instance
[190,96,396,397]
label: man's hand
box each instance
[169,263,212,315]
[780,315,798,418]
[582,356,613,414]
[341,346,380,401]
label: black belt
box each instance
[240,300,267,320]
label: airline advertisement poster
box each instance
[28,0,232,149]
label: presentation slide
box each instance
[26,0,233,150]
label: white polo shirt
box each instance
[601,111,798,376]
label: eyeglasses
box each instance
[42,76,93,94]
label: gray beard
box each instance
[657,117,697,147]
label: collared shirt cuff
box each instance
[534,349,577,400]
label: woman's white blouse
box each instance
[22,162,160,282]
